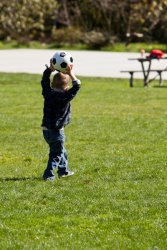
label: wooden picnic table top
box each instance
[128,57,167,62]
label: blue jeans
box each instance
[43,128,68,177]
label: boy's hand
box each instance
[65,64,73,75]
[65,64,77,81]
[65,64,81,86]
[49,59,56,72]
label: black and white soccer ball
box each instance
[51,51,73,73]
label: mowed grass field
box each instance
[0,72,166,250]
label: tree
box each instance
[0,0,57,42]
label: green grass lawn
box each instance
[0,73,166,250]
[0,40,167,53]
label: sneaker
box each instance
[43,175,55,181]
[43,170,55,181]
[58,170,74,178]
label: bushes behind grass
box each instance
[1,0,167,49]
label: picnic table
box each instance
[121,57,167,87]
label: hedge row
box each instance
[0,0,167,48]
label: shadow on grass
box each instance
[153,85,167,88]
[0,177,42,182]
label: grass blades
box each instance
[0,73,166,249]
[0,40,166,52]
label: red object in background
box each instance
[147,49,164,59]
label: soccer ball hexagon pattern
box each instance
[51,51,73,72]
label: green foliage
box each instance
[126,0,167,43]
[0,0,57,42]
[56,0,167,44]
[1,0,167,45]
[51,27,82,46]
[0,73,167,249]
[0,0,167,45]
[82,31,110,49]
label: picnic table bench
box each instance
[121,57,167,87]
[121,69,167,87]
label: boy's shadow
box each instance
[0,177,42,182]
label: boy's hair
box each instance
[51,72,70,90]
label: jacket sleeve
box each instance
[55,79,81,102]
[41,67,52,97]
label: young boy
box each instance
[41,60,81,180]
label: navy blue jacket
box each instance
[41,68,81,129]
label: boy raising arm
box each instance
[41,61,81,180]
